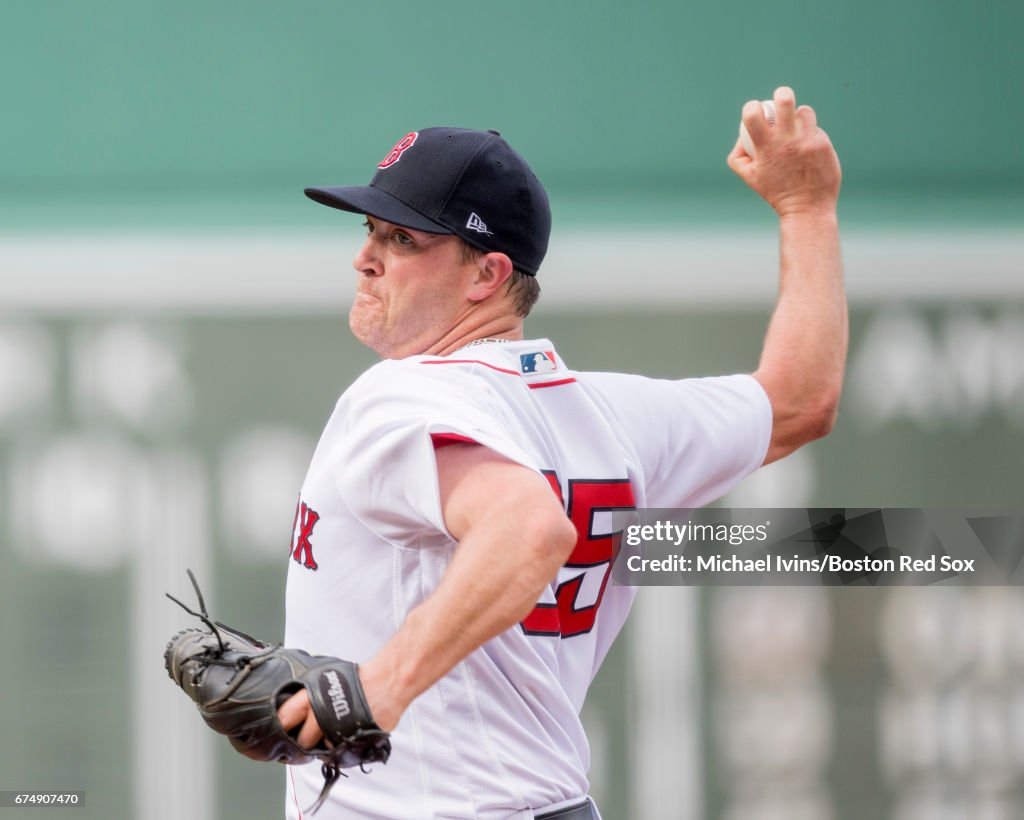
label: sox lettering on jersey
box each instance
[290,499,321,570]
[521,473,636,639]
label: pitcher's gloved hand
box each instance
[164,571,390,813]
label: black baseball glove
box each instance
[164,571,390,813]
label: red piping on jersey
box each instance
[421,359,519,376]
[528,377,577,389]
[288,766,304,820]
[420,359,577,388]
[431,433,479,449]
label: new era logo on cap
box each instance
[466,212,493,236]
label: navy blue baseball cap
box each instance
[305,128,551,275]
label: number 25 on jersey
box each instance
[521,473,636,639]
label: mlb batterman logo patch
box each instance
[520,351,557,374]
[378,132,418,169]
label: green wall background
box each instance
[2,0,1022,229]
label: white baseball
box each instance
[739,100,776,158]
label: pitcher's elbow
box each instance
[521,510,578,584]
[808,389,841,441]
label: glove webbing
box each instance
[166,570,386,814]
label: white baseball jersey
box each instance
[285,338,771,819]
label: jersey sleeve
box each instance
[330,360,540,545]
[578,371,772,509]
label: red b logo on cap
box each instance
[378,132,418,169]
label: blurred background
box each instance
[1,1,1022,818]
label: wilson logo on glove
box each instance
[164,570,390,814]
[322,670,352,720]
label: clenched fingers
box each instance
[773,86,797,133]
[796,104,818,131]
[277,688,325,749]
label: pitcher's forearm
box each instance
[755,208,847,461]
